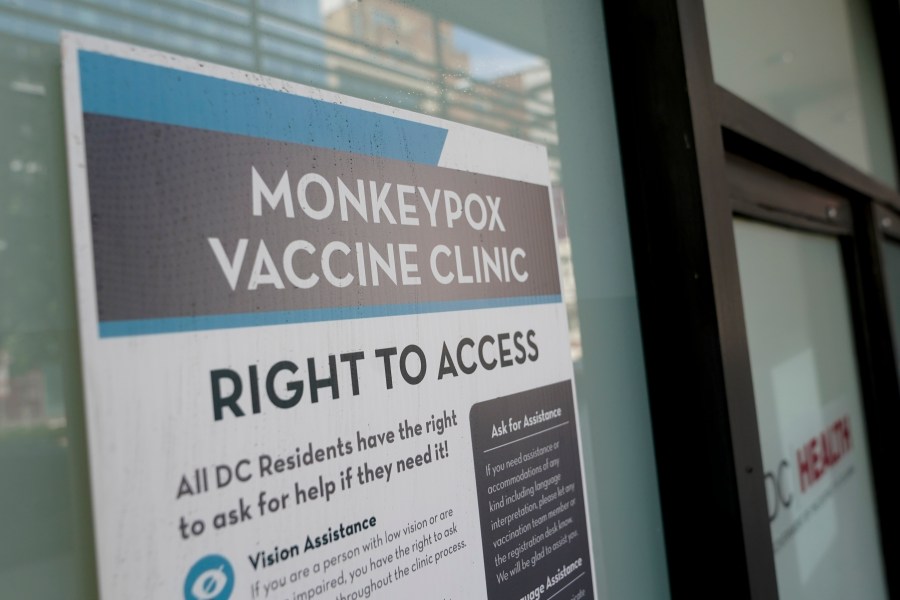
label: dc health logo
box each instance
[184,554,235,600]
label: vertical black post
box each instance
[602,0,777,596]
[849,202,900,598]
[861,2,900,593]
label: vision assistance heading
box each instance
[207,167,533,292]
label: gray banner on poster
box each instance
[469,381,595,600]
[84,114,561,323]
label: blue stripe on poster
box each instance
[98,295,563,338]
[79,50,448,165]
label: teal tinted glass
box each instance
[0,1,668,598]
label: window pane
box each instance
[734,218,888,600]
[0,1,668,597]
[705,0,897,188]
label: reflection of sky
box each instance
[451,26,542,81]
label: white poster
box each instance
[62,33,597,600]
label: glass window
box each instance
[704,0,897,188]
[734,218,888,600]
[0,1,669,597]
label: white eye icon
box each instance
[191,565,229,599]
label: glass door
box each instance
[729,156,888,600]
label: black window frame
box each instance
[603,0,900,597]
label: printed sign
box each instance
[62,33,596,600]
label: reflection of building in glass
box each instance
[322,0,468,114]
[0,350,47,429]
[549,187,581,363]
[0,351,8,407]
[255,0,329,87]
[326,0,467,66]
[491,64,556,147]
[321,0,556,156]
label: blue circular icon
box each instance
[184,554,234,600]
